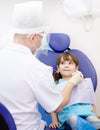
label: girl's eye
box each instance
[61,61,66,65]
[69,62,72,64]
[60,61,64,64]
[69,62,74,64]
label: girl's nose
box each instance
[65,63,69,67]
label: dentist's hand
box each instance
[68,71,84,86]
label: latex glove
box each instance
[68,71,83,86]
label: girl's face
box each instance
[57,57,78,80]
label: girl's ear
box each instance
[57,65,60,73]
[76,66,79,70]
[57,65,59,71]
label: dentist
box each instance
[0,1,83,130]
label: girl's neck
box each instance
[62,76,72,81]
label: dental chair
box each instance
[0,103,16,130]
[36,33,97,129]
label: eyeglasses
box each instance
[27,33,44,39]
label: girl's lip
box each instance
[63,70,70,71]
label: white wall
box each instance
[0,0,100,115]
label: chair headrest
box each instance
[47,33,70,52]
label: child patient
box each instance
[49,52,100,130]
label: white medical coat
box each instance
[0,44,63,130]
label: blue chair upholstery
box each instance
[0,103,16,130]
[67,49,97,91]
[36,33,97,127]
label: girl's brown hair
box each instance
[54,52,79,82]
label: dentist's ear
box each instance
[27,34,36,42]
